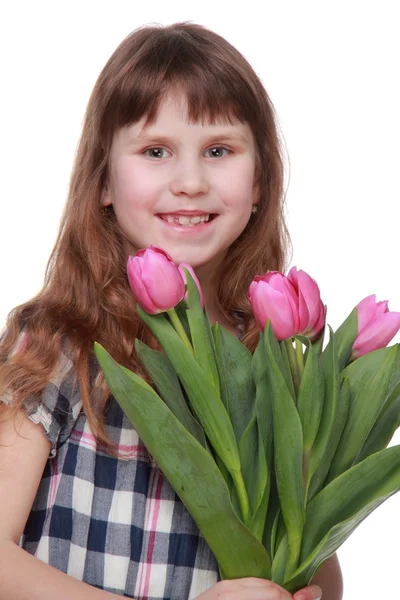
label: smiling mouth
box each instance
[157,213,217,227]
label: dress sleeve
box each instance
[1,332,83,458]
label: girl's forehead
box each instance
[141,90,244,129]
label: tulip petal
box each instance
[356,295,379,333]
[353,312,400,357]
[263,272,300,333]
[141,251,185,310]
[250,280,298,340]
[287,268,306,325]
[290,268,324,332]
[127,256,160,314]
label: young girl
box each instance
[0,22,342,600]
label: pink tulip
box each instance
[287,267,326,340]
[248,267,325,341]
[351,294,400,358]
[127,246,185,314]
[178,263,205,308]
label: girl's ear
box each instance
[252,182,260,206]
[101,184,112,207]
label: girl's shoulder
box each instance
[2,329,84,458]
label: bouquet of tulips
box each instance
[95,246,400,593]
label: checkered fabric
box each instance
[4,343,219,599]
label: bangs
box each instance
[100,26,260,136]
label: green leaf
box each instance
[308,378,350,499]
[94,342,271,579]
[279,339,296,399]
[174,299,191,340]
[251,334,274,463]
[213,323,255,442]
[184,268,220,396]
[311,328,325,356]
[307,328,339,493]
[333,307,358,370]
[296,339,324,501]
[264,322,305,577]
[250,336,275,545]
[135,340,206,448]
[327,345,400,481]
[239,415,268,538]
[137,307,241,475]
[271,532,289,585]
[281,444,400,592]
[355,379,400,462]
[296,338,324,461]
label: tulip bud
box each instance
[178,263,204,308]
[127,246,185,314]
[287,267,326,341]
[248,268,325,341]
[352,294,400,359]
[249,272,300,341]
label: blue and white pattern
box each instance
[3,341,219,598]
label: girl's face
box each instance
[102,92,258,271]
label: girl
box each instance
[0,22,342,600]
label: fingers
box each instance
[293,584,322,600]
[200,578,294,600]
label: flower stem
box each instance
[285,338,300,395]
[167,308,194,356]
[231,469,251,526]
[295,339,305,377]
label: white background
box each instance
[1,1,399,597]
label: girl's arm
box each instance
[0,410,119,600]
[308,554,343,600]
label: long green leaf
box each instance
[279,339,296,400]
[135,340,206,448]
[308,328,339,490]
[327,345,399,480]
[213,323,255,443]
[137,307,241,475]
[308,378,350,498]
[297,339,324,454]
[264,322,305,578]
[251,336,274,548]
[239,415,268,537]
[94,343,272,578]
[184,268,220,396]
[284,496,390,592]
[333,307,358,370]
[280,444,400,591]
[300,445,400,562]
[355,379,400,462]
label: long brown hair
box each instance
[0,22,290,448]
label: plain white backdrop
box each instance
[1,1,399,598]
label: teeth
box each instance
[162,214,211,225]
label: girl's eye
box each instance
[205,147,231,158]
[144,147,170,159]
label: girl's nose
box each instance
[169,158,209,197]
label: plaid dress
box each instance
[8,343,219,599]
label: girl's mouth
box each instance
[157,213,218,228]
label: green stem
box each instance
[285,534,302,581]
[167,308,194,356]
[295,339,305,376]
[231,469,251,526]
[285,338,300,395]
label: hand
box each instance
[293,584,322,600]
[195,578,322,600]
